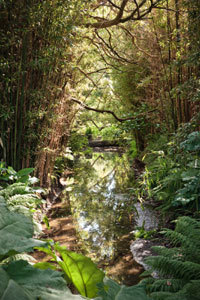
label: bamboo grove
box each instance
[0,0,83,185]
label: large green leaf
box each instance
[0,196,7,210]
[55,244,105,298]
[0,267,31,300]
[0,206,45,261]
[97,278,152,300]
[0,260,85,300]
[16,168,34,178]
[36,244,105,298]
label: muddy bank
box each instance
[32,200,80,262]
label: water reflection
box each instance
[69,152,135,262]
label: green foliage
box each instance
[117,112,151,134]
[0,185,85,300]
[138,124,200,213]
[0,163,39,188]
[0,182,43,233]
[133,228,157,240]
[0,164,17,184]
[173,167,200,208]
[0,260,84,300]
[143,216,200,300]
[111,63,150,108]
[0,197,45,262]
[0,0,83,179]
[0,183,38,199]
[0,165,45,236]
[97,278,151,300]
[69,132,89,153]
[128,140,137,159]
[180,131,200,152]
[85,127,93,139]
[16,168,36,183]
[0,170,152,300]
[100,125,122,140]
[54,151,74,178]
[35,243,105,298]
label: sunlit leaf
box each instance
[55,244,105,298]
[36,244,105,298]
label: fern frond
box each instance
[163,229,189,247]
[156,280,200,300]
[163,218,200,263]
[180,280,200,300]
[147,216,200,299]
[148,278,186,293]
[151,246,182,259]
[176,217,200,246]
[0,183,33,199]
[152,291,188,300]
[7,194,41,208]
[176,216,200,230]
[176,217,200,239]
[145,256,200,280]
[150,291,177,300]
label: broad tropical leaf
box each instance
[16,168,34,178]
[36,244,105,298]
[0,195,7,209]
[97,278,152,300]
[0,267,31,300]
[0,260,85,300]
[0,206,45,261]
[55,244,105,298]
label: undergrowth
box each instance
[136,116,200,217]
[143,216,200,300]
[0,164,45,236]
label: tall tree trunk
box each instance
[167,0,177,129]
[175,0,182,125]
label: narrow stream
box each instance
[69,150,144,284]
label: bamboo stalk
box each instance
[17,32,28,170]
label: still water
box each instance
[69,151,136,263]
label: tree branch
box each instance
[70,98,157,122]
[119,25,157,58]
[86,0,129,29]
[154,5,185,13]
[83,35,125,71]
[75,67,99,87]
[107,0,121,10]
[86,0,164,28]
[95,29,137,64]
[90,120,106,131]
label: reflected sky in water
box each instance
[69,152,135,262]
